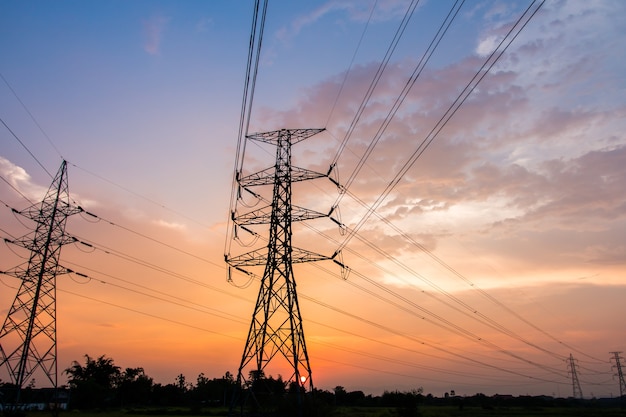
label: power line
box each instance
[299,292,565,385]
[0,71,63,159]
[235,185,580,371]
[331,0,464,196]
[1,116,52,179]
[322,0,601,368]
[0,179,35,206]
[56,259,574,387]
[68,161,211,229]
[69,234,230,298]
[59,229,573,384]
[1,204,587,390]
[312,340,527,385]
[60,288,240,340]
[59,224,564,386]
[0,0,616,397]
[3,254,603,392]
[226,0,269,258]
[314,355,565,390]
[3,219,571,388]
[329,0,422,167]
[324,0,379,128]
[228,209,582,383]
[308,151,601,366]
[61,261,248,325]
[306,0,589,367]
[304,262,569,379]
[56,269,576,390]
[2,162,595,385]
[73,207,223,269]
[65,245,618,390]
[335,0,545,254]
[19,197,613,388]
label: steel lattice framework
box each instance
[567,354,583,399]
[0,160,79,405]
[610,351,626,398]
[226,128,329,396]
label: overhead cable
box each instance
[1,116,52,179]
[335,0,545,253]
[1,71,63,159]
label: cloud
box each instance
[247,1,626,286]
[275,0,409,44]
[142,14,170,55]
[154,219,187,231]
[475,35,500,56]
[0,158,103,218]
[195,17,213,33]
[0,156,47,202]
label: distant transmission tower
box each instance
[567,353,583,399]
[226,128,338,412]
[0,160,79,408]
[610,351,626,398]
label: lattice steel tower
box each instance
[0,160,79,406]
[610,351,626,398]
[567,353,583,399]
[226,128,333,403]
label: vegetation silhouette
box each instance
[3,354,624,416]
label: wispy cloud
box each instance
[195,16,213,33]
[275,0,408,44]
[142,14,170,55]
[153,219,187,231]
[276,2,354,42]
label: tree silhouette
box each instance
[118,367,153,406]
[65,354,121,408]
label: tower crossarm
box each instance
[290,247,332,263]
[247,128,325,145]
[0,263,62,282]
[7,233,78,252]
[240,165,327,187]
[18,199,82,219]
[234,204,327,226]
[226,247,331,268]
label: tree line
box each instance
[3,354,614,415]
[57,354,429,413]
[62,354,235,409]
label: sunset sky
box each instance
[1,0,625,399]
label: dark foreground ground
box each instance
[334,404,626,416]
[12,405,626,417]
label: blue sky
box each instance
[2,0,626,398]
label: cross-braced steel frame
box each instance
[226,128,329,412]
[567,354,583,399]
[610,352,626,398]
[0,160,79,408]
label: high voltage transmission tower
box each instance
[0,160,80,409]
[610,351,626,398]
[567,353,583,399]
[226,128,340,414]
